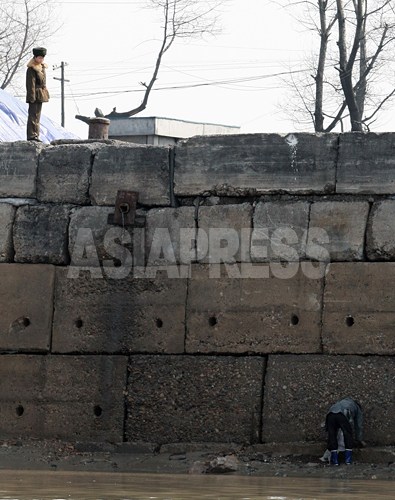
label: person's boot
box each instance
[345,449,353,465]
[330,450,339,466]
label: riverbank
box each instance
[0,439,393,481]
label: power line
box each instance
[51,68,308,99]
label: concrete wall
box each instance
[0,133,394,446]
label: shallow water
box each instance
[0,470,393,500]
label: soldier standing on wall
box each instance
[325,396,366,466]
[26,47,50,142]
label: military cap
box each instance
[33,47,47,57]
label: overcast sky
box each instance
[18,0,395,138]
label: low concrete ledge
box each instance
[174,133,338,196]
[37,143,98,204]
[90,143,171,206]
[337,132,395,194]
[0,142,42,198]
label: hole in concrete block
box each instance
[94,405,103,417]
[346,316,354,327]
[75,319,83,329]
[22,317,30,327]
[9,317,31,334]
[113,259,122,268]
[208,316,217,327]
[16,405,24,417]
[291,314,299,326]
[155,318,163,328]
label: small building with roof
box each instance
[108,116,240,145]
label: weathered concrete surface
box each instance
[262,355,394,445]
[0,203,15,262]
[13,204,70,264]
[68,206,147,268]
[185,264,323,354]
[37,144,94,204]
[90,144,170,206]
[69,206,116,264]
[174,134,338,196]
[197,203,253,263]
[0,264,54,352]
[52,268,187,353]
[145,207,196,265]
[0,142,41,198]
[322,263,395,354]
[0,355,127,442]
[126,355,265,443]
[252,201,309,261]
[306,201,369,261]
[366,200,395,260]
[337,133,395,193]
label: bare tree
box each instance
[76,0,226,123]
[0,0,59,90]
[280,0,395,132]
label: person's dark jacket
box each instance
[26,59,50,103]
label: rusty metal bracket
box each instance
[107,190,145,227]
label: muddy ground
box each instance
[0,439,394,481]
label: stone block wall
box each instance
[0,134,394,447]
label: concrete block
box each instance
[174,133,337,196]
[0,355,127,442]
[261,355,394,446]
[337,132,395,193]
[185,263,323,354]
[0,203,15,262]
[13,204,70,265]
[69,206,118,264]
[306,201,369,261]
[145,207,196,265]
[0,142,40,198]
[90,144,170,206]
[322,263,395,354]
[252,201,309,261]
[197,203,253,263]
[37,144,94,204]
[52,267,187,353]
[366,200,395,260]
[0,264,54,352]
[126,355,265,443]
[68,206,147,268]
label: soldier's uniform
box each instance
[26,47,50,141]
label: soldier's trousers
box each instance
[27,101,43,140]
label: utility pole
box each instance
[53,62,69,127]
